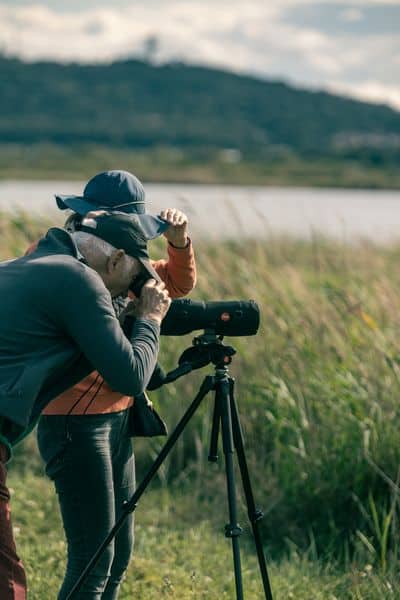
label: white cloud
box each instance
[339,8,363,22]
[0,2,399,110]
[329,81,400,109]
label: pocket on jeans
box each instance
[37,416,68,480]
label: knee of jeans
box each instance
[109,535,134,582]
[94,542,116,577]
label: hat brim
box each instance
[56,195,167,239]
[138,257,162,283]
[55,194,146,215]
[136,215,169,239]
[55,194,100,214]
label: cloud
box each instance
[0,2,399,110]
[339,8,363,22]
[329,80,400,109]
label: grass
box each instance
[3,211,400,597]
[8,471,400,599]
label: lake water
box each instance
[0,180,399,242]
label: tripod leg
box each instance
[65,375,215,600]
[208,390,222,462]
[217,376,244,600]
[229,379,274,600]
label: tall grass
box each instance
[147,234,400,569]
[3,211,400,594]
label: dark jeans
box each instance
[37,411,135,600]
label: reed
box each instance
[146,233,400,569]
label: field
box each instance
[2,211,400,598]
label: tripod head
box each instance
[147,331,236,390]
[179,331,236,369]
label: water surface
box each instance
[0,180,398,241]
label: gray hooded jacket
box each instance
[0,227,160,445]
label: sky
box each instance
[0,0,399,110]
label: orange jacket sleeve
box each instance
[152,239,196,298]
[24,241,39,255]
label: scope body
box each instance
[160,299,260,336]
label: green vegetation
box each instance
[4,212,400,597]
[9,475,398,599]
[1,143,399,188]
[1,56,400,187]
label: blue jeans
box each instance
[37,411,135,600]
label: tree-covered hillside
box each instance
[1,56,400,158]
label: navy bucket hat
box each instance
[56,169,169,239]
[56,170,146,215]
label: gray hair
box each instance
[72,231,116,262]
[72,231,136,278]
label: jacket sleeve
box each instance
[152,239,196,298]
[54,265,160,397]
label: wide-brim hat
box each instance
[55,170,146,215]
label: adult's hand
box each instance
[133,279,171,325]
[159,208,189,248]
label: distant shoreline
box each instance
[0,144,399,190]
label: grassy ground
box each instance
[0,143,399,189]
[8,470,400,599]
[3,212,400,597]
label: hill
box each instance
[1,56,400,155]
[1,56,399,186]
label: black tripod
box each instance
[66,333,274,600]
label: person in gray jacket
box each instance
[0,211,170,600]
